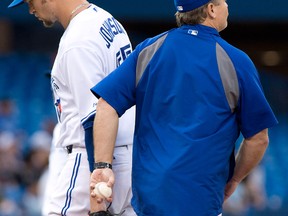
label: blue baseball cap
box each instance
[174,0,211,12]
[8,0,24,8]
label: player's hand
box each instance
[90,168,115,203]
[224,178,240,202]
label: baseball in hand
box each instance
[93,182,112,198]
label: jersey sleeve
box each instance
[60,46,106,128]
[91,50,138,117]
[235,55,278,138]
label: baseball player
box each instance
[89,0,278,215]
[8,0,136,216]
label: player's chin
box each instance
[43,20,55,28]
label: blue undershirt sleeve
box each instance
[82,114,95,173]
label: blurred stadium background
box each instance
[0,0,287,215]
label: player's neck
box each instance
[63,1,90,29]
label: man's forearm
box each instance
[93,98,119,164]
[232,129,269,183]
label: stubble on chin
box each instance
[43,20,54,28]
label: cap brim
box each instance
[8,0,24,8]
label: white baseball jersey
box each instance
[48,4,136,216]
[51,4,135,149]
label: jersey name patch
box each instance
[99,17,125,49]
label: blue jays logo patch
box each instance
[54,98,62,121]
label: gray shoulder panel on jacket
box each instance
[216,43,239,113]
[136,34,168,86]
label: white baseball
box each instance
[93,182,112,198]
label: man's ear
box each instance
[206,3,217,19]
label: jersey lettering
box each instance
[99,17,125,49]
[51,77,62,122]
[116,44,132,67]
[51,77,59,90]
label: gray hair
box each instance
[175,0,219,27]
